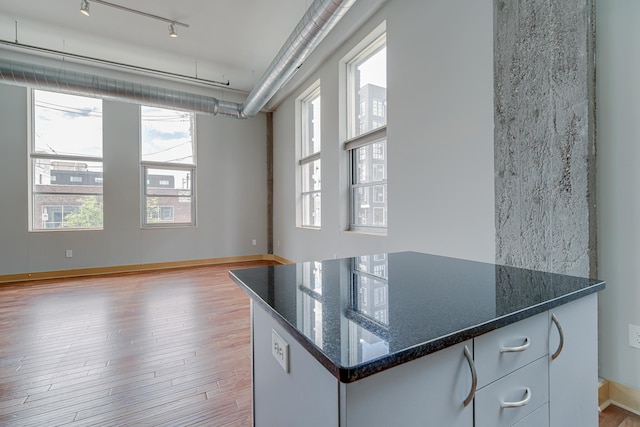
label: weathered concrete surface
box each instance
[494,0,596,277]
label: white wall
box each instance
[0,83,269,275]
[272,0,495,263]
[596,0,640,391]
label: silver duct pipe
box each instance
[0,0,356,119]
[240,0,356,118]
[0,58,245,118]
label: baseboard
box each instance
[0,254,294,284]
[599,379,640,416]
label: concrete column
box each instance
[494,0,596,277]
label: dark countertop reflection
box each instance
[230,251,604,383]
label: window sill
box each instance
[298,226,321,231]
[343,229,387,237]
[141,224,197,230]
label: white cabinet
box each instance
[548,293,598,427]
[253,303,339,427]
[251,295,598,427]
[252,303,473,427]
[474,312,549,427]
[474,312,548,388]
[343,340,474,427]
[513,403,549,427]
[475,356,548,427]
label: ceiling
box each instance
[0,0,313,94]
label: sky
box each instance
[34,90,103,158]
[33,91,195,188]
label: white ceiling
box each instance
[0,0,312,93]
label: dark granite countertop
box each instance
[230,251,605,383]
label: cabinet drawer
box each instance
[475,311,548,388]
[475,356,549,427]
[513,403,549,427]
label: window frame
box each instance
[297,83,322,229]
[344,31,387,235]
[140,106,197,228]
[29,89,104,232]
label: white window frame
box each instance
[296,82,322,229]
[140,106,197,228]
[29,89,104,231]
[344,31,387,234]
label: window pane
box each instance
[141,107,194,164]
[353,140,387,185]
[35,195,103,229]
[302,192,321,228]
[352,184,387,228]
[351,44,386,138]
[145,196,192,224]
[34,159,104,187]
[34,90,102,157]
[32,159,103,230]
[145,168,192,196]
[144,167,193,225]
[302,160,321,193]
[302,93,321,157]
[302,159,321,227]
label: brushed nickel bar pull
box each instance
[463,345,477,407]
[501,387,532,408]
[551,314,564,360]
[500,336,531,353]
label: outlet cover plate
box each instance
[271,329,289,373]
[629,324,640,349]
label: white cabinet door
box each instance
[343,341,474,427]
[475,356,548,427]
[252,303,339,427]
[548,293,598,427]
[474,311,548,388]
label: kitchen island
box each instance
[230,251,605,427]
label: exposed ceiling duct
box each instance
[0,0,356,119]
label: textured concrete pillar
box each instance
[494,0,596,277]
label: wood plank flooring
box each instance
[0,261,277,426]
[600,405,640,427]
[1,261,639,426]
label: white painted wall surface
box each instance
[0,83,268,275]
[596,0,640,391]
[272,0,495,263]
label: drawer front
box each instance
[475,356,549,427]
[513,403,549,427]
[475,311,548,388]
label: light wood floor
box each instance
[1,262,638,426]
[0,261,277,426]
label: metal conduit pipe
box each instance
[0,58,245,118]
[0,0,356,119]
[240,0,356,118]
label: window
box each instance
[141,106,196,227]
[30,90,103,230]
[298,84,321,228]
[345,32,387,233]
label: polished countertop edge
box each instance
[230,271,605,384]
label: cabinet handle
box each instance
[463,345,477,407]
[501,387,532,409]
[500,336,531,353]
[551,313,564,360]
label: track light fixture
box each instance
[79,0,189,37]
[80,0,90,16]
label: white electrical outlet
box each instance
[65,249,73,258]
[629,324,640,349]
[271,329,289,373]
[252,239,257,246]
